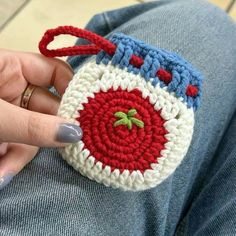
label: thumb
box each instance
[0,99,83,147]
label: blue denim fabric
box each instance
[1,0,236,235]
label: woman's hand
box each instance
[0,49,82,190]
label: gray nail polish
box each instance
[56,123,83,143]
[0,173,14,190]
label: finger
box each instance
[0,99,83,147]
[0,144,38,190]
[0,143,38,174]
[27,86,60,115]
[9,86,60,114]
[17,51,73,95]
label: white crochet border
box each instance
[58,60,194,191]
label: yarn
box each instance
[78,88,167,173]
[114,108,145,130]
[39,26,201,107]
[58,61,195,191]
[97,33,202,109]
[39,26,203,191]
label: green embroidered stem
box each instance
[114,108,144,130]
[130,117,144,128]
[127,109,137,117]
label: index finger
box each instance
[17,51,73,95]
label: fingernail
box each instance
[56,123,83,143]
[0,173,15,190]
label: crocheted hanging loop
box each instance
[39,25,115,57]
[39,26,203,191]
[39,26,152,72]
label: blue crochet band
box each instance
[96,33,203,110]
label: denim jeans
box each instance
[1,0,236,235]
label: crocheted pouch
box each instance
[39,26,203,191]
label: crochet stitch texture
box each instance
[39,27,203,191]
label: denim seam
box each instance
[102,12,113,33]
[175,216,187,236]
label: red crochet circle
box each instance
[77,88,168,173]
